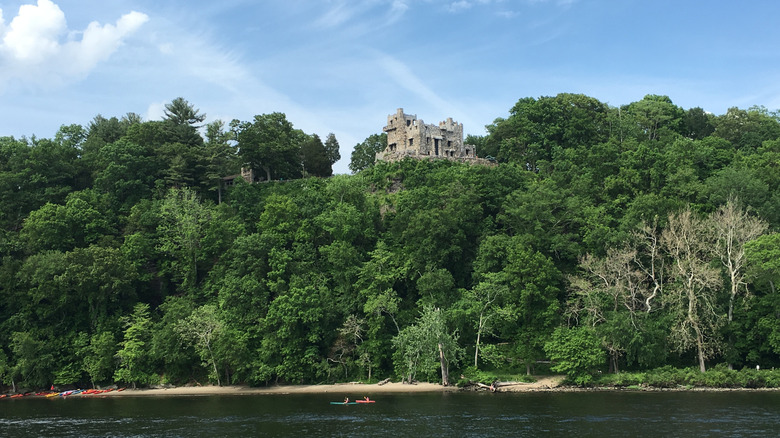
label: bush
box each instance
[544,326,605,386]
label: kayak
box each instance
[356,400,375,403]
[330,402,359,405]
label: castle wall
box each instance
[378,108,489,164]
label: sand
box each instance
[100,382,456,397]
[96,376,566,397]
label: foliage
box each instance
[544,326,605,385]
[2,95,780,391]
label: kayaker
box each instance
[344,397,350,404]
[363,396,370,402]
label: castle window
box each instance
[409,138,413,147]
[448,141,452,148]
[407,119,411,127]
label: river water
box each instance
[1,391,778,437]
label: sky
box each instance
[2,0,780,174]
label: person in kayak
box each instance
[363,396,371,402]
[344,397,350,404]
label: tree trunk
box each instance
[207,344,221,386]
[696,329,706,373]
[474,328,481,368]
[438,343,449,386]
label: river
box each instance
[1,391,778,437]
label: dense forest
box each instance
[1,93,779,391]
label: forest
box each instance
[1,93,779,391]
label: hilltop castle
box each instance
[376,108,493,165]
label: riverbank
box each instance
[99,381,457,397]
[7,374,780,398]
[102,375,568,397]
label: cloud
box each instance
[315,1,355,28]
[1,0,66,63]
[0,0,148,90]
[446,1,473,13]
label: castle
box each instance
[376,108,493,165]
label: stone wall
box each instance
[377,108,493,165]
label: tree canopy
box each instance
[1,94,779,391]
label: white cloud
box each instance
[388,0,409,22]
[315,1,355,28]
[0,0,148,90]
[1,0,66,63]
[447,1,473,13]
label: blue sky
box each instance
[2,0,779,174]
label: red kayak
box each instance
[356,399,376,403]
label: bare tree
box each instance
[568,245,654,373]
[661,208,723,373]
[711,198,768,323]
[710,198,768,369]
[632,220,664,312]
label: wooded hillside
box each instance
[1,94,778,390]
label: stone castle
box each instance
[376,108,493,165]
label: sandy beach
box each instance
[100,382,454,397]
[97,376,566,397]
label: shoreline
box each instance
[87,382,459,397]
[6,375,779,398]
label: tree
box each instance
[624,95,684,142]
[114,303,154,388]
[260,280,326,383]
[300,134,332,177]
[461,272,509,368]
[10,330,55,389]
[568,245,660,373]
[233,113,306,181]
[349,133,386,173]
[157,187,212,294]
[661,208,723,372]
[164,97,206,128]
[711,199,768,324]
[392,306,462,385]
[544,326,604,385]
[745,232,780,295]
[682,107,715,140]
[82,331,117,388]
[324,133,341,166]
[176,304,224,386]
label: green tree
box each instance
[233,113,306,181]
[114,303,154,388]
[157,187,212,294]
[392,306,462,385]
[324,132,341,166]
[164,97,206,128]
[300,134,332,177]
[176,304,224,386]
[260,279,326,383]
[82,331,117,388]
[459,271,509,368]
[10,330,55,389]
[544,326,604,385]
[349,133,386,173]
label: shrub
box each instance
[544,326,604,386]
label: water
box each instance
[1,391,778,437]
